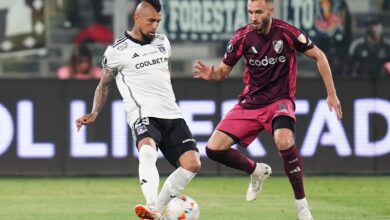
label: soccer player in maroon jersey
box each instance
[193,0,342,219]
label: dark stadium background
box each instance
[0,0,389,177]
[1,78,389,175]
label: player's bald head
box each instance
[132,0,162,42]
[135,0,161,16]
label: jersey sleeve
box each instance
[222,29,246,67]
[290,26,315,53]
[281,23,314,53]
[102,46,122,70]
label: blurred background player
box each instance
[193,0,342,219]
[75,0,201,219]
[348,18,390,77]
[57,43,102,80]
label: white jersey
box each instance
[102,32,183,126]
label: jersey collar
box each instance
[125,31,152,45]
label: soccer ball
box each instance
[164,195,200,220]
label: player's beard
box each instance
[140,30,154,43]
[255,14,271,34]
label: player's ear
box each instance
[267,1,275,13]
[134,14,140,23]
[269,5,275,14]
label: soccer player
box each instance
[193,0,342,219]
[75,1,201,219]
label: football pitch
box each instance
[0,176,389,220]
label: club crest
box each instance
[136,125,147,135]
[157,44,166,54]
[272,40,283,53]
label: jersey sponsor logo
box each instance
[135,57,165,69]
[272,40,283,53]
[143,51,158,56]
[182,138,196,144]
[226,42,233,53]
[248,56,286,67]
[117,42,128,51]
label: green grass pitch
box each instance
[0,176,389,220]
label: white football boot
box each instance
[296,198,314,220]
[246,163,272,202]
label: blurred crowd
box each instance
[0,0,389,79]
[304,0,390,78]
[348,18,390,77]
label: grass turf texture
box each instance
[0,177,389,220]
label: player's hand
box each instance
[193,61,215,80]
[327,94,342,120]
[75,112,98,131]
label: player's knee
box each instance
[181,156,201,173]
[274,137,294,150]
[273,116,295,150]
[178,150,201,173]
[192,157,201,173]
[187,161,201,173]
[206,146,227,162]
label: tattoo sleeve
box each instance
[91,67,118,114]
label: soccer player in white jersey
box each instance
[75,1,201,219]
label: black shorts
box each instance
[132,117,198,168]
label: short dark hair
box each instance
[69,44,92,74]
[142,0,161,12]
[365,17,381,26]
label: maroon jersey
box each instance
[223,18,314,109]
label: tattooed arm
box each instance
[75,67,118,131]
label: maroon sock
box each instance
[206,147,256,174]
[280,145,305,199]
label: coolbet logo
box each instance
[249,56,286,67]
[135,57,165,69]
